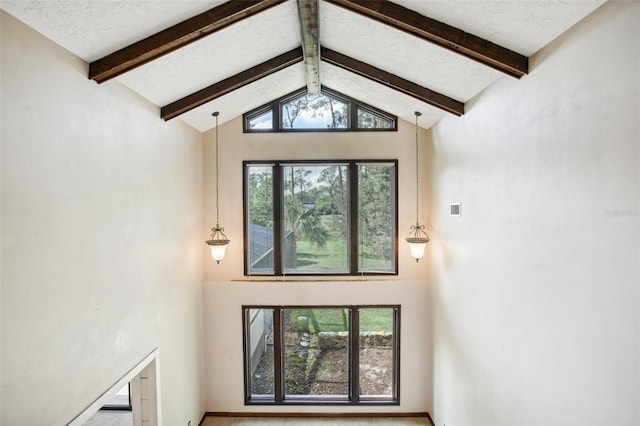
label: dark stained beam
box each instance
[161,47,304,121]
[89,0,287,83]
[324,0,528,78]
[321,47,464,116]
[296,0,321,94]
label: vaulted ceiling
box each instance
[1,0,605,131]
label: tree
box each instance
[282,93,348,129]
[283,166,330,249]
[358,165,393,261]
[249,171,273,228]
[317,166,348,237]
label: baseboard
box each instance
[426,412,435,426]
[199,411,208,426]
[201,411,431,421]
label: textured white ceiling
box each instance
[117,0,301,106]
[179,63,307,132]
[394,0,607,56]
[320,1,502,102]
[1,0,607,131]
[0,0,222,62]
[321,62,447,129]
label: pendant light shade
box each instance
[207,226,230,263]
[406,226,429,261]
[206,111,230,263]
[405,111,430,262]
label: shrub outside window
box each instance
[244,160,398,276]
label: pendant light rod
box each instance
[414,111,421,223]
[405,111,429,263]
[206,111,230,263]
[213,111,221,226]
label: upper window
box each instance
[243,87,397,132]
[244,160,398,276]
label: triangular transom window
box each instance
[243,87,397,132]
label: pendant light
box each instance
[205,111,230,263]
[405,111,430,262]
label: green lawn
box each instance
[294,237,392,271]
[289,308,393,333]
[295,238,348,270]
[359,308,394,332]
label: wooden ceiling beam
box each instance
[161,47,304,121]
[321,47,464,116]
[89,0,287,84]
[296,0,321,94]
[324,0,528,78]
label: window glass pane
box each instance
[248,109,273,130]
[282,165,349,274]
[247,166,274,274]
[283,308,349,397]
[358,164,396,272]
[359,308,395,398]
[281,93,348,129]
[248,308,275,397]
[357,108,394,129]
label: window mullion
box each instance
[273,165,283,276]
[349,101,358,129]
[393,307,400,402]
[273,102,281,131]
[274,308,283,403]
[349,307,360,403]
[243,165,249,276]
[349,163,359,274]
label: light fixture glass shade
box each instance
[207,240,230,263]
[206,224,230,264]
[406,237,428,262]
[405,221,430,263]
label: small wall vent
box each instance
[450,202,461,217]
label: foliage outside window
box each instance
[244,87,397,132]
[281,91,348,129]
[243,305,400,405]
[245,160,397,276]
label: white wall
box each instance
[429,1,639,425]
[202,118,433,413]
[1,12,206,426]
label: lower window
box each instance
[243,306,400,405]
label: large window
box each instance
[245,160,397,276]
[243,87,397,132]
[243,306,400,405]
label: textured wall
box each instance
[1,12,205,426]
[429,1,639,425]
